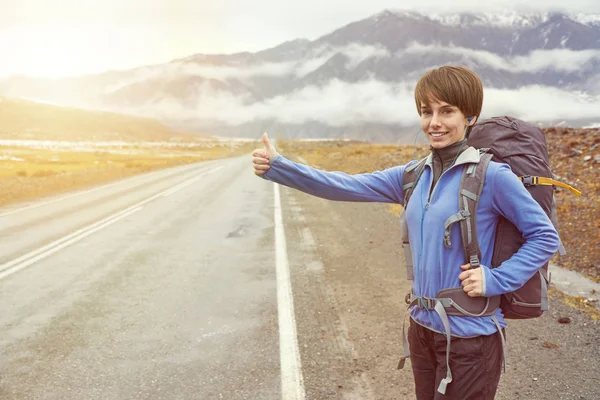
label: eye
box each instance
[421,110,432,115]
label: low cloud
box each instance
[107,43,391,87]
[485,85,600,120]
[512,49,600,72]
[401,43,600,73]
[136,79,416,125]
[134,78,600,126]
[103,42,597,96]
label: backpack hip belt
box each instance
[405,288,500,317]
[397,288,507,395]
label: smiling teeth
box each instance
[430,132,447,137]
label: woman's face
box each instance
[420,98,475,149]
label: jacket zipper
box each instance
[424,152,478,210]
[425,165,453,210]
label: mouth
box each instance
[429,132,448,138]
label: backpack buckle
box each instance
[522,176,534,186]
[417,297,436,310]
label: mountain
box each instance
[2,9,600,142]
[0,96,210,142]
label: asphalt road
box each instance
[0,156,282,399]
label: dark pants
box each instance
[408,318,504,400]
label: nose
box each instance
[430,112,442,128]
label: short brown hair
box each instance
[414,66,483,119]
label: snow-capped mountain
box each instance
[1,9,600,142]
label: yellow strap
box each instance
[519,176,582,196]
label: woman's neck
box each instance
[432,140,467,170]
[430,140,468,189]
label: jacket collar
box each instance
[424,146,481,168]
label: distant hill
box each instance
[0,97,211,142]
[1,9,600,142]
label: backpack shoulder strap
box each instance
[459,152,493,267]
[402,157,428,206]
[441,151,492,267]
[400,157,428,281]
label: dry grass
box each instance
[0,142,258,207]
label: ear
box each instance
[467,116,477,126]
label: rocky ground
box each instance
[545,128,600,282]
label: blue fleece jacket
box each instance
[262,147,560,337]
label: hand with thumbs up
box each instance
[252,132,279,176]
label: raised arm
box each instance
[252,133,407,204]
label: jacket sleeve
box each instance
[481,163,560,297]
[261,154,408,204]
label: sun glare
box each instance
[1,24,176,79]
[1,27,115,78]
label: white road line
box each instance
[0,207,142,281]
[273,183,306,400]
[0,166,223,281]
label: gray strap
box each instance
[403,244,414,280]
[434,301,453,395]
[405,160,420,172]
[397,305,412,369]
[408,293,453,310]
[491,315,508,373]
[540,270,549,311]
[402,157,427,207]
[460,189,478,201]
[463,196,472,244]
[400,211,414,280]
[402,182,415,191]
[443,210,471,248]
[466,164,476,175]
[445,297,491,317]
[557,240,567,256]
[458,154,491,267]
[550,196,567,256]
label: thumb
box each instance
[460,264,472,271]
[262,132,277,157]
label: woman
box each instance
[252,66,559,399]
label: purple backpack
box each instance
[401,116,581,319]
[468,116,581,318]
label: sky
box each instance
[2,0,600,78]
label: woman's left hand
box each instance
[458,264,483,297]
